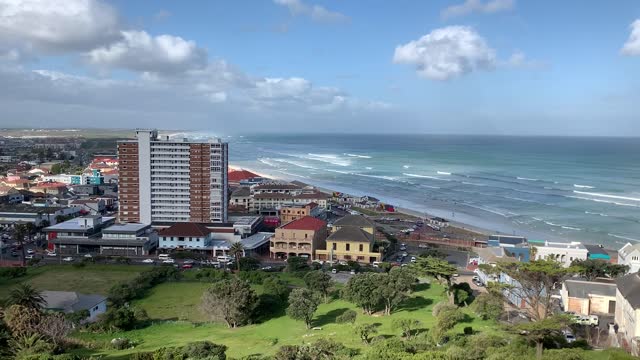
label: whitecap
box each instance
[403,173,449,181]
[517,177,538,181]
[574,184,595,189]
[608,233,640,242]
[345,153,372,159]
[403,165,411,169]
[365,167,373,170]
[437,171,451,175]
[573,190,640,202]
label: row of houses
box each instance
[230,181,330,214]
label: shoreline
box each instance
[230,164,491,239]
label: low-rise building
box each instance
[619,243,640,273]
[279,202,323,224]
[231,216,263,238]
[69,199,106,215]
[0,186,24,204]
[585,244,613,262]
[45,217,157,256]
[0,204,78,228]
[158,223,213,251]
[315,215,382,263]
[531,240,588,267]
[270,216,327,260]
[41,291,107,322]
[615,272,640,352]
[230,187,251,210]
[561,279,617,315]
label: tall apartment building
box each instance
[118,129,228,224]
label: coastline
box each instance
[230,164,491,239]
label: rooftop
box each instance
[231,216,262,226]
[102,223,150,234]
[41,291,106,313]
[619,242,640,258]
[293,192,328,200]
[252,183,301,190]
[228,169,260,182]
[616,273,640,309]
[333,214,374,228]
[564,279,616,299]
[488,234,527,245]
[280,216,326,231]
[45,216,115,231]
[475,246,518,263]
[240,232,274,249]
[231,187,251,197]
[0,203,67,214]
[538,241,587,250]
[327,226,373,243]
[158,223,211,237]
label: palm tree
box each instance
[13,224,27,266]
[7,284,45,309]
[229,242,245,272]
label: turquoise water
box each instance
[221,134,640,249]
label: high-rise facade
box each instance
[118,129,228,224]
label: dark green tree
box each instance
[262,276,290,302]
[514,315,571,360]
[201,278,258,328]
[6,284,45,309]
[303,270,333,303]
[473,285,504,321]
[229,242,245,272]
[355,323,378,344]
[286,288,320,329]
[342,273,383,314]
[377,267,416,315]
[571,259,629,280]
[413,256,457,303]
[391,318,421,340]
[286,256,310,272]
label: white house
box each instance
[619,243,640,274]
[158,223,213,250]
[41,291,107,322]
[615,272,640,354]
[532,241,588,267]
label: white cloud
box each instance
[504,50,547,69]
[621,19,640,56]
[441,0,514,19]
[393,26,496,80]
[0,0,121,52]
[85,30,208,74]
[255,77,312,99]
[273,0,348,23]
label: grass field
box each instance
[0,264,143,298]
[75,281,507,359]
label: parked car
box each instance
[46,252,57,257]
[472,275,480,281]
[410,256,417,263]
[563,330,576,343]
[399,246,407,251]
[372,261,380,268]
[331,268,337,274]
[182,264,193,269]
[62,257,73,262]
[402,252,408,257]
[10,251,18,257]
[183,259,195,265]
[26,249,35,255]
[25,255,34,260]
[142,258,154,264]
[83,253,93,258]
[418,244,428,248]
[162,258,175,264]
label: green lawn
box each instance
[0,264,143,298]
[75,281,505,359]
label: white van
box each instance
[158,254,171,260]
[217,255,233,262]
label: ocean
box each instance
[206,133,639,249]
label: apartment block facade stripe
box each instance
[118,129,228,224]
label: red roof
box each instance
[158,223,211,237]
[228,169,260,182]
[35,182,67,188]
[280,216,326,231]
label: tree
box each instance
[303,270,333,303]
[451,282,473,306]
[201,278,258,328]
[355,323,378,344]
[571,259,629,280]
[377,267,416,315]
[431,304,464,344]
[38,313,72,348]
[342,273,383,314]
[6,284,45,309]
[98,306,137,331]
[13,224,28,266]
[392,318,421,340]
[286,256,310,272]
[335,309,357,324]
[413,256,457,303]
[229,242,245,272]
[419,248,448,259]
[473,285,504,320]
[262,276,290,302]
[239,257,260,271]
[286,288,320,329]
[494,260,575,321]
[515,315,571,360]
[4,305,42,337]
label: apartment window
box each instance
[179,237,184,241]
[304,234,308,239]
[189,237,193,242]
[633,256,639,261]
[332,243,336,251]
[346,244,350,251]
[359,244,363,252]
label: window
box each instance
[304,233,308,239]
[332,243,336,250]
[359,244,363,252]
[179,237,184,241]
[346,244,350,251]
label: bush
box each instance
[432,302,458,317]
[111,337,133,350]
[71,262,86,269]
[286,256,310,272]
[182,341,227,359]
[97,306,137,331]
[0,267,27,279]
[108,266,181,305]
[335,309,357,324]
[238,271,268,285]
[239,257,260,271]
[463,326,473,335]
[193,268,230,282]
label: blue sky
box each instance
[0,0,639,135]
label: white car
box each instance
[162,258,175,264]
[62,257,73,262]
[372,261,380,268]
[402,252,408,257]
[83,253,93,258]
[46,252,57,257]
[410,256,417,263]
[563,330,576,343]
[26,249,35,255]
[25,255,34,260]
[331,268,337,274]
[142,258,154,264]
[418,244,428,248]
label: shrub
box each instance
[194,269,230,282]
[463,326,473,335]
[110,337,133,350]
[182,341,227,359]
[239,257,260,271]
[238,270,268,285]
[0,267,27,279]
[71,262,86,269]
[335,309,357,324]
[432,302,457,317]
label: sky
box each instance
[0,0,639,136]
